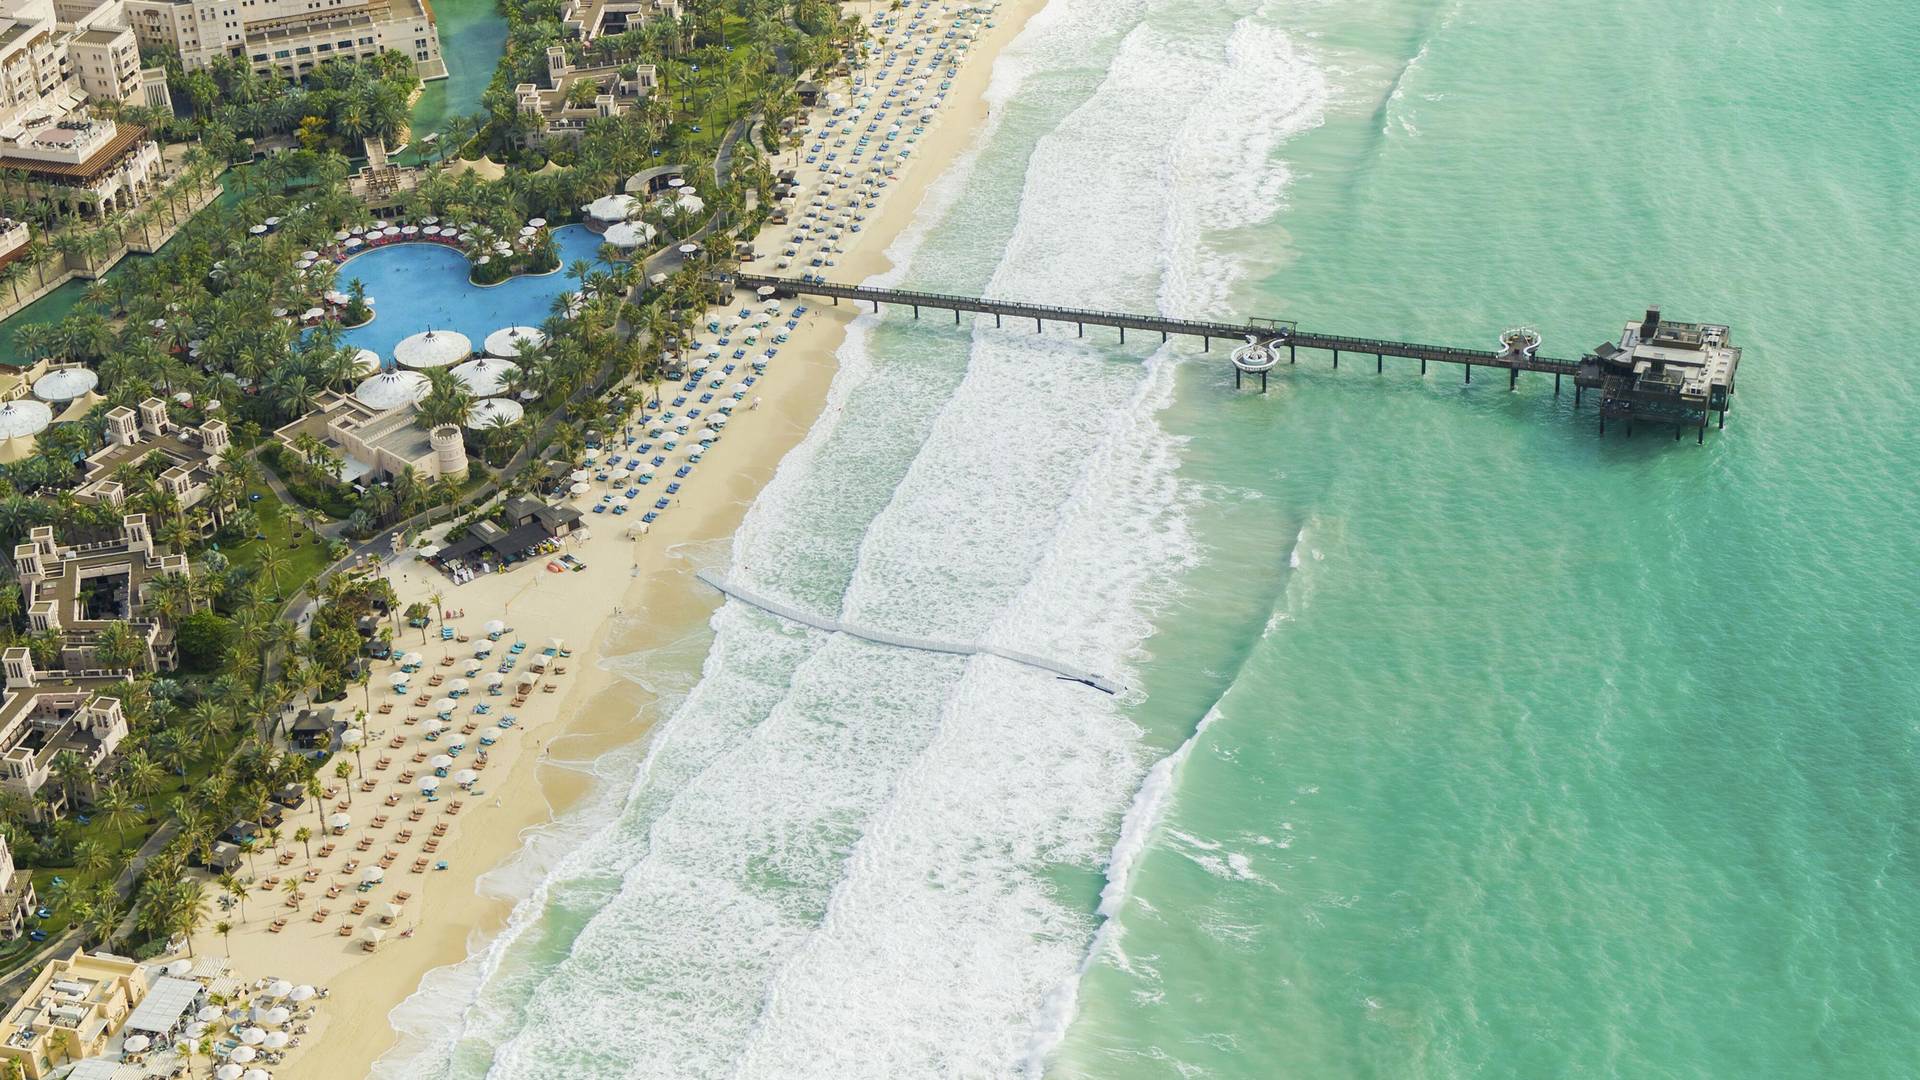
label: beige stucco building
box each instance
[0,950,147,1079]
[124,0,445,81]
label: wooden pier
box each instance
[732,275,1740,440]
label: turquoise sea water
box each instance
[376,1,1920,1077]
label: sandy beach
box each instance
[187,2,1051,1075]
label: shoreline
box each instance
[230,1,1051,1076]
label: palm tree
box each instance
[97,783,138,845]
[75,838,111,879]
[280,875,301,911]
[50,750,89,813]
[293,824,312,861]
[333,759,353,805]
[171,882,211,955]
[215,919,233,951]
[218,871,247,922]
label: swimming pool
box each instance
[337,224,605,359]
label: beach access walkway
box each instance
[695,570,1125,695]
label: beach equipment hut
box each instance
[465,397,524,429]
[354,370,429,411]
[395,329,472,369]
[327,812,351,834]
[124,1034,150,1053]
[452,355,518,397]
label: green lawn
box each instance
[215,482,336,602]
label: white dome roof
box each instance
[394,329,472,369]
[451,356,518,397]
[352,348,382,375]
[603,220,655,249]
[0,399,51,438]
[354,370,429,411]
[483,326,544,358]
[31,367,98,402]
[582,194,639,223]
[465,397,524,429]
[674,190,705,215]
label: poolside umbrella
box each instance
[422,215,440,224]
[350,225,366,235]
[265,216,281,226]
[239,1027,266,1045]
[124,1034,150,1053]
[228,1046,256,1064]
[216,1066,243,1080]
[519,225,536,236]
[373,219,389,228]
[528,217,546,227]
[263,1031,290,1049]
[678,244,699,255]
[417,777,440,795]
[289,984,316,1002]
[301,250,320,261]
[362,865,386,883]
[455,769,478,787]
[335,230,351,241]
[345,236,364,248]
[667,177,683,188]
[401,225,419,235]
[197,1006,222,1022]
[301,307,324,321]
[328,813,351,831]
[433,697,456,713]
[401,652,423,666]
[248,224,266,235]
[430,755,453,770]
[271,308,288,318]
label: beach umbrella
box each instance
[570,481,589,495]
[422,718,446,734]
[328,812,351,830]
[343,728,366,749]
[362,865,386,883]
[197,1005,222,1022]
[454,769,478,787]
[244,1070,272,1080]
[418,777,440,794]
[263,1031,290,1049]
[185,1021,209,1038]
[289,984,315,1002]
[549,638,565,652]
[228,1046,256,1063]
[390,673,410,689]
[216,1066,243,1080]
[259,1006,290,1025]
[164,958,193,977]
[334,230,351,240]
[124,1034,150,1053]
[401,651,424,666]
[363,927,386,943]
[433,697,456,713]
[430,754,454,770]
[485,672,505,687]
[464,659,482,675]
[239,1027,266,1045]
[447,678,469,693]
[380,901,405,921]
[570,469,590,483]
[756,286,776,298]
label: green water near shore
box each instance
[404,0,507,151]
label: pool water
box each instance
[337,225,606,359]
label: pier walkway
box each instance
[695,570,1125,695]
[734,274,1582,379]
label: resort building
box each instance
[511,45,656,148]
[73,397,231,522]
[560,0,679,41]
[13,513,195,674]
[123,0,447,81]
[0,217,28,267]
[430,495,581,573]
[0,0,168,217]
[0,832,37,939]
[0,949,147,1079]
[274,390,469,483]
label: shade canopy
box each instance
[582,193,639,223]
[354,369,429,411]
[483,326,545,359]
[31,366,97,402]
[328,813,351,829]
[452,356,518,397]
[603,220,655,249]
[0,400,51,438]
[465,397,524,429]
[394,329,473,369]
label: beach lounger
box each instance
[269,920,286,933]
[412,859,428,873]
[337,925,353,936]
